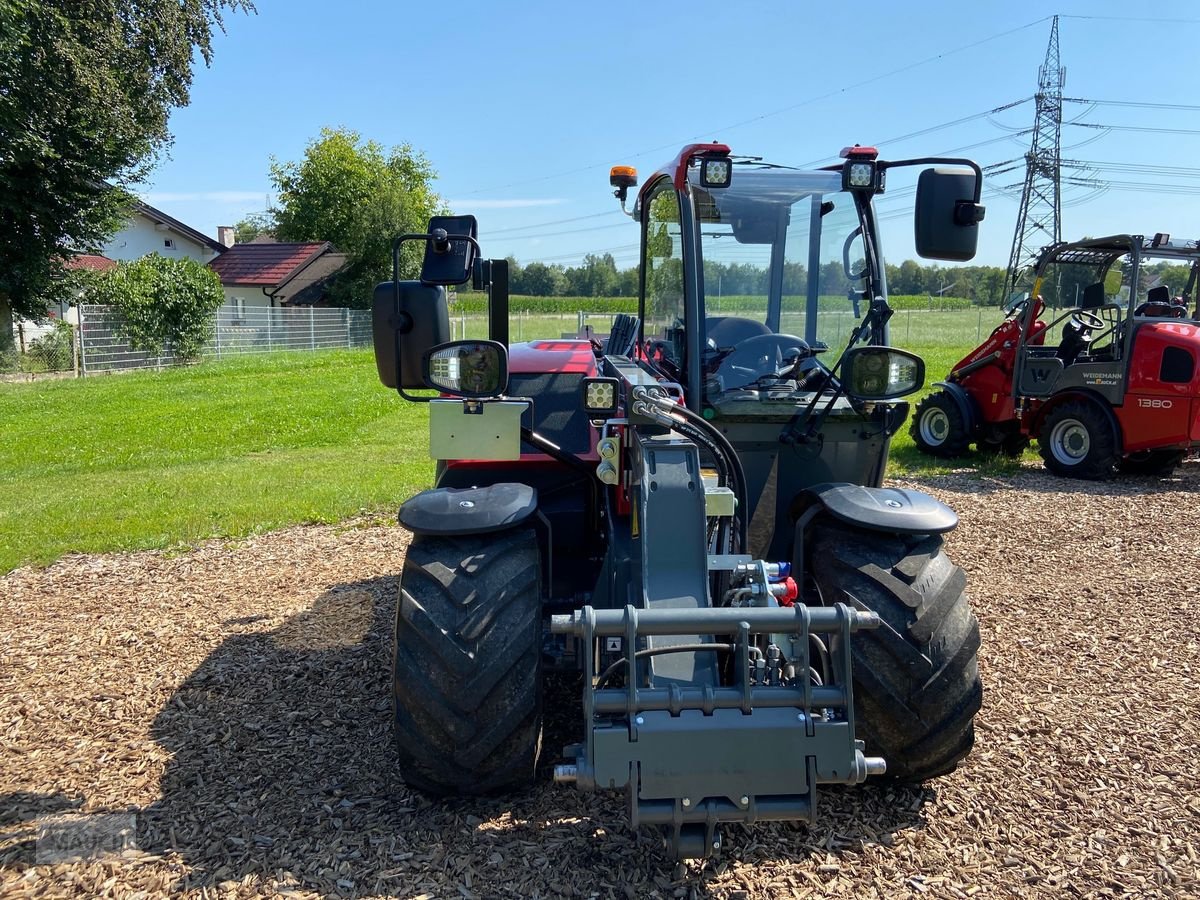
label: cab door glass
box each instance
[642,184,686,380]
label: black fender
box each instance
[1032,389,1124,455]
[793,482,958,537]
[399,483,538,536]
[932,381,978,434]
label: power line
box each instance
[1068,122,1200,136]
[1063,97,1200,111]
[457,17,1055,197]
[484,210,623,236]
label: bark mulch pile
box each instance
[2,464,1198,898]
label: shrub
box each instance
[84,254,225,361]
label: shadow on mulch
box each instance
[142,577,930,897]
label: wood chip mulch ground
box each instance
[2,464,1199,899]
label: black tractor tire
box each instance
[910,391,971,458]
[977,430,1030,458]
[809,525,982,782]
[393,529,543,795]
[1037,399,1120,480]
[1119,448,1186,476]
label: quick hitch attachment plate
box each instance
[550,603,885,859]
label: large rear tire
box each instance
[910,391,971,458]
[1038,399,1120,480]
[393,529,543,795]
[810,525,982,782]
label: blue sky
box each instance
[144,0,1200,271]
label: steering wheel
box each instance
[716,333,811,385]
[1070,310,1104,332]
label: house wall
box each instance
[101,214,219,264]
[222,286,274,319]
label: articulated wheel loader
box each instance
[372,143,986,858]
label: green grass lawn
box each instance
[0,351,433,573]
[0,336,1022,574]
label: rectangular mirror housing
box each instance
[372,281,450,389]
[914,168,984,261]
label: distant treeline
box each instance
[488,253,1013,306]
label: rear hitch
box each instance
[550,603,884,859]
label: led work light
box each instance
[700,156,732,188]
[580,377,620,416]
[840,145,884,193]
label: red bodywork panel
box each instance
[1117,321,1200,451]
[637,142,732,206]
[446,340,603,471]
[952,300,1047,424]
[508,339,599,375]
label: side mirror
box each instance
[372,281,450,389]
[423,340,508,398]
[842,347,925,400]
[914,168,984,262]
[420,215,478,286]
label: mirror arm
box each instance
[389,231,484,402]
[879,157,984,203]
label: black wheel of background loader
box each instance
[910,391,971,458]
[393,529,542,795]
[1119,448,1186,476]
[1038,399,1120,480]
[810,525,982,782]
[977,430,1030,458]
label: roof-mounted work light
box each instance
[699,156,732,188]
[840,145,884,194]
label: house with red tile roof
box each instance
[63,254,118,273]
[208,241,348,317]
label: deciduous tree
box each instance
[0,0,254,355]
[269,128,443,308]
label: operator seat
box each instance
[705,316,772,348]
[1056,282,1105,365]
[1080,282,1105,309]
[1135,285,1182,318]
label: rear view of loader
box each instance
[371,143,986,857]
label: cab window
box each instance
[642,183,686,380]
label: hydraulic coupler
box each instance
[550,602,885,859]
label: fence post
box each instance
[266,306,273,351]
[345,308,351,348]
[309,307,316,350]
[214,313,222,360]
[78,306,88,376]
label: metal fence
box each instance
[78,305,373,374]
[29,304,1008,377]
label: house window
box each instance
[163,238,175,249]
[233,297,246,323]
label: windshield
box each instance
[688,167,874,394]
[691,166,878,398]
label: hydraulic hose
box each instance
[632,389,749,553]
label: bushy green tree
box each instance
[0,0,253,354]
[269,128,443,308]
[84,255,226,361]
[233,212,275,244]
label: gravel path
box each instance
[2,464,1199,898]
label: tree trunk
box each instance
[0,290,16,358]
